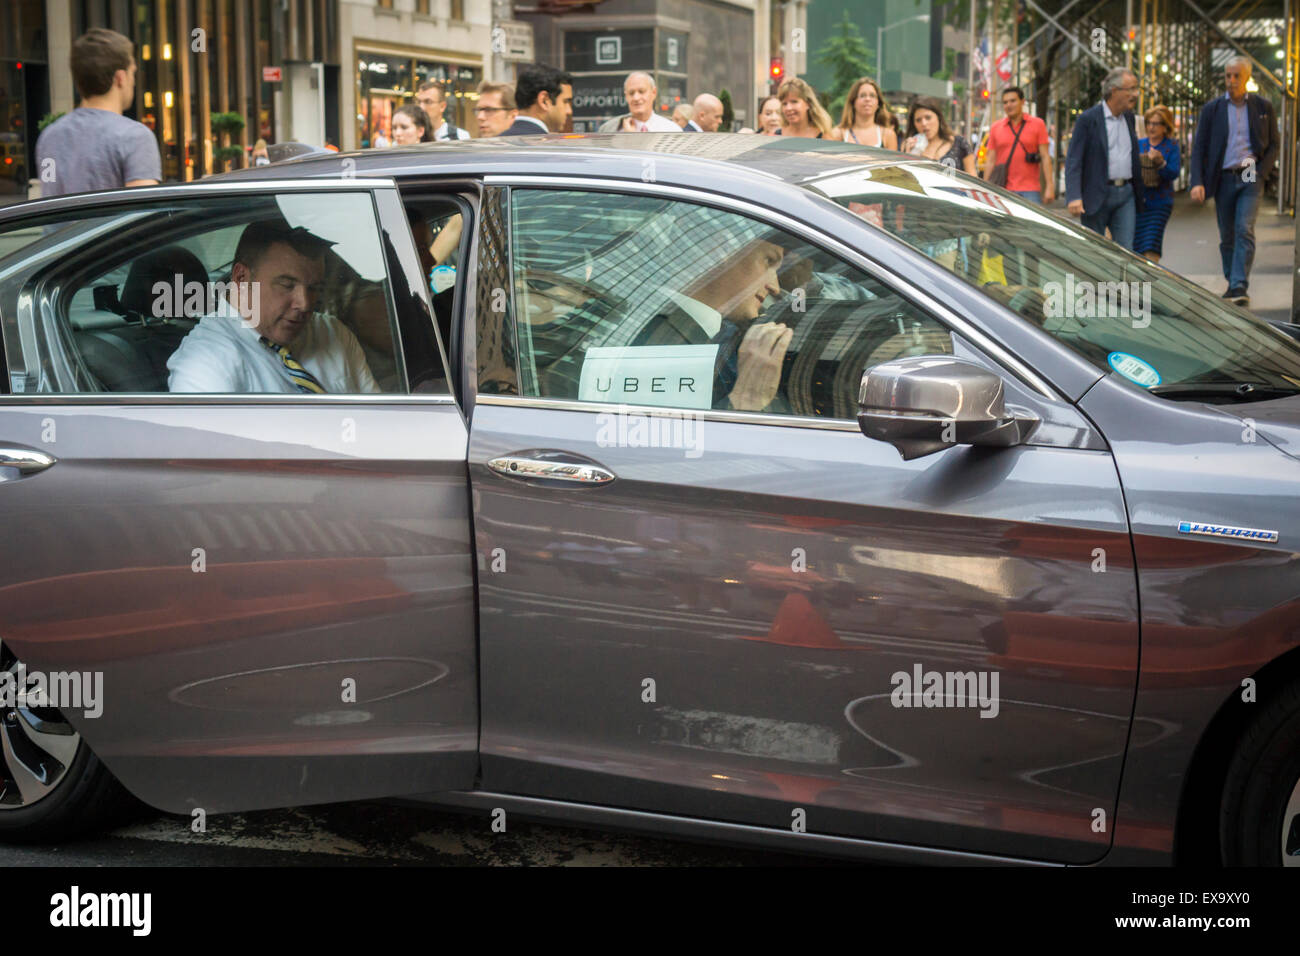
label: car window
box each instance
[811,163,1300,402]
[0,191,406,395]
[505,188,953,417]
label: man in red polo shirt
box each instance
[982,86,1054,204]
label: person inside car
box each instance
[167,218,379,393]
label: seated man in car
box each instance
[168,218,379,393]
[630,230,793,412]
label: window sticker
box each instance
[579,345,720,409]
[1107,351,1160,388]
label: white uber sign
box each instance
[579,345,718,409]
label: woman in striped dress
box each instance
[1134,105,1181,263]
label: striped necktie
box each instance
[259,335,326,393]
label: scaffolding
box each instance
[997,0,1295,215]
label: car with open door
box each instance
[0,134,1297,866]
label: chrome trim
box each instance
[0,447,56,474]
[482,174,1058,400]
[473,393,863,431]
[0,178,398,224]
[488,455,615,484]
[0,393,457,406]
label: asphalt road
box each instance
[1,800,824,866]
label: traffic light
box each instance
[981,87,990,100]
[770,57,784,82]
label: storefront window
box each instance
[358,53,480,146]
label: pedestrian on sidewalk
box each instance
[829,78,898,150]
[982,86,1053,204]
[1133,106,1180,263]
[36,28,160,197]
[1065,68,1144,250]
[1188,56,1278,308]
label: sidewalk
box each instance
[1046,191,1295,324]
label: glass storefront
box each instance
[1,0,50,199]
[356,50,481,147]
[72,0,337,181]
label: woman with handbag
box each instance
[1134,105,1181,263]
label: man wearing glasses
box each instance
[1065,68,1145,250]
[415,81,471,141]
[474,82,518,137]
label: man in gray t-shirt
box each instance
[36,28,161,197]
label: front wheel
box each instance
[1219,677,1300,865]
[0,637,135,842]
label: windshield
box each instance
[808,162,1300,401]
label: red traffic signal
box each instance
[770,57,784,81]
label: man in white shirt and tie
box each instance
[168,220,379,394]
[599,72,684,132]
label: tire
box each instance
[0,636,139,843]
[0,739,137,843]
[1219,677,1300,865]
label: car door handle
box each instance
[487,455,615,485]
[0,447,57,479]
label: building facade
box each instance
[342,0,493,150]
[519,0,761,132]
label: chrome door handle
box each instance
[0,447,57,478]
[487,456,615,485]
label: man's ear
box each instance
[230,261,251,286]
[537,89,553,112]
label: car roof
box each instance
[207,132,906,193]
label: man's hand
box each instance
[1043,185,1055,203]
[1190,185,1205,203]
[1067,199,1084,215]
[620,115,641,132]
[728,322,792,411]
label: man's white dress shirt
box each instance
[1101,100,1133,181]
[167,299,380,393]
[631,113,683,132]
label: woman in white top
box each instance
[830,77,898,150]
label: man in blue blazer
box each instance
[1066,68,1145,250]
[1189,56,1278,306]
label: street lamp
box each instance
[877,14,931,87]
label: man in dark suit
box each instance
[1189,56,1278,307]
[1065,68,1145,250]
[500,63,573,136]
[629,236,791,411]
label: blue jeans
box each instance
[1214,174,1261,292]
[1011,189,1042,203]
[1080,183,1136,250]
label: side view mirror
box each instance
[858,355,1037,460]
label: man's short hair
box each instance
[515,63,572,110]
[417,80,446,100]
[71,28,134,98]
[1101,68,1135,98]
[1001,86,1024,101]
[477,81,517,111]
[1224,55,1252,75]
[624,71,656,91]
[233,219,335,273]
